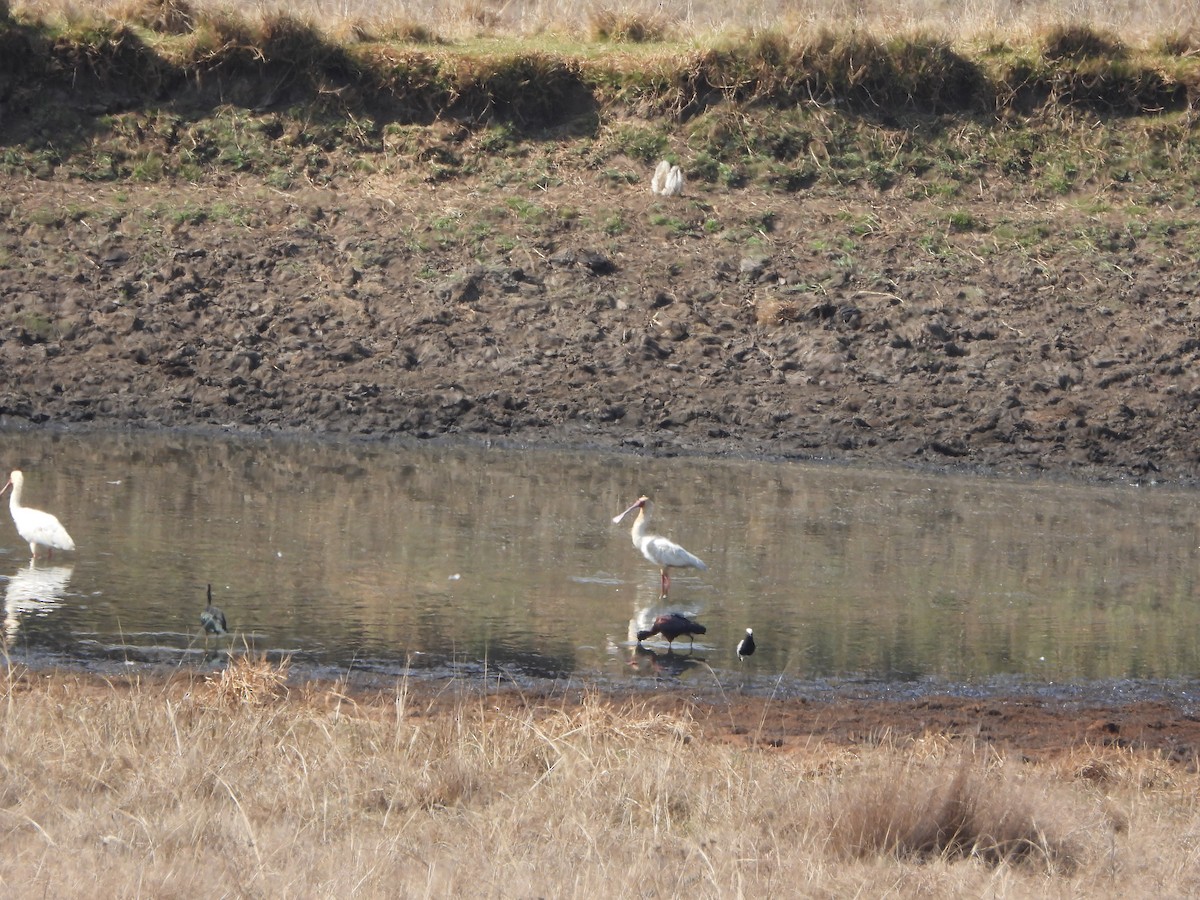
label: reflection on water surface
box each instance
[1,429,1199,697]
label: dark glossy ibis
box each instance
[636,612,706,649]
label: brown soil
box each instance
[3,161,1200,483]
[509,688,1200,764]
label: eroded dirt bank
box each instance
[3,170,1200,483]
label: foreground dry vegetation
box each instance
[1,655,1199,897]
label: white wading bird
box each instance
[650,159,685,197]
[1,470,75,559]
[613,495,707,598]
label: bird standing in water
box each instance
[1,470,75,559]
[613,496,707,598]
[200,583,228,636]
[737,628,756,660]
[636,612,707,649]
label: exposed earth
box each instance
[443,684,1200,764]
[3,149,1200,484]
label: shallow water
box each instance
[1,429,1199,696]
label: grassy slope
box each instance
[0,12,1197,194]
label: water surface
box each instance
[2,429,1199,698]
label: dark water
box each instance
[2,429,1199,699]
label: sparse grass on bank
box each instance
[0,656,1198,897]
[1,0,1196,223]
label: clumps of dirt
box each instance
[5,168,1200,483]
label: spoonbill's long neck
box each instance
[5,480,20,513]
[630,506,649,547]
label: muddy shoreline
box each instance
[15,659,1200,760]
[4,174,1200,486]
[11,626,1200,760]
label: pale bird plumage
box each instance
[613,495,707,598]
[650,159,685,197]
[1,470,75,559]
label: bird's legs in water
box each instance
[660,569,670,598]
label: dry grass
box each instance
[1,658,1200,896]
[205,651,290,706]
[7,0,1200,47]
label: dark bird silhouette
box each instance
[737,628,756,660]
[636,612,706,649]
[200,583,227,636]
[613,496,707,598]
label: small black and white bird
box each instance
[200,583,228,636]
[736,628,756,660]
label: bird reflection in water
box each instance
[628,642,705,678]
[3,560,73,645]
[625,602,707,678]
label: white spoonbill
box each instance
[1,470,75,559]
[613,495,707,598]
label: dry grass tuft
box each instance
[588,7,670,43]
[3,670,1200,894]
[204,652,290,706]
[187,7,254,59]
[828,747,1087,869]
[1153,29,1200,57]
[337,15,441,46]
[755,297,802,325]
[254,11,337,66]
[1041,24,1126,61]
[114,0,194,34]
